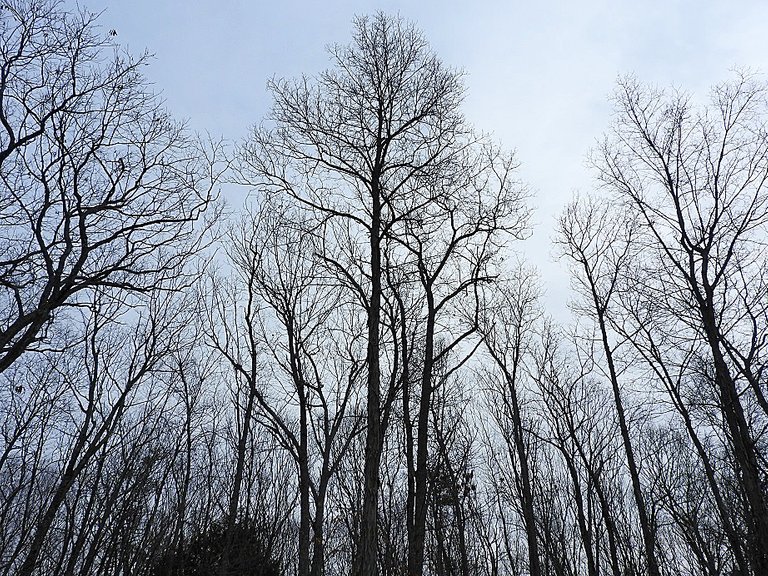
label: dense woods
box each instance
[2,2,767,575]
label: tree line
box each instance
[2,2,767,575]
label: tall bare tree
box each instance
[557,199,660,576]
[561,74,768,574]
[203,201,365,576]
[605,75,768,573]
[389,140,528,576]
[0,3,221,575]
[479,270,544,576]
[236,13,524,575]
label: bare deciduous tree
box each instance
[557,198,661,576]
[0,0,223,374]
[0,3,221,575]
[238,14,529,575]
[600,75,768,573]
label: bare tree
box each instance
[238,14,469,576]
[388,141,528,576]
[238,14,528,574]
[0,3,222,575]
[201,199,366,576]
[599,75,768,574]
[479,270,544,576]
[1,284,197,576]
[557,198,661,576]
[0,0,223,374]
[532,324,636,576]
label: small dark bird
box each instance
[109,29,117,36]
[14,385,23,393]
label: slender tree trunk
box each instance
[310,490,327,576]
[487,338,542,576]
[595,310,660,576]
[408,304,435,576]
[562,452,598,576]
[701,306,768,574]
[355,174,383,576]
[575,448,622,576]
[507,374,542,576]
[298,394,312,576]
[400,299,417,576]
[453,493,470,576]
[221,376,256,576]
[661,360,750,575]
[175,391,195,574]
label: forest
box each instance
[2,2,768,575]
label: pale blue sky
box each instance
[86,0,768,319]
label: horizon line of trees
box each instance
[2,2,767,576]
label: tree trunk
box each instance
[507,372,542,576]
[595,309,660,576]
[701,306,768,574]
[408,304,435,576]
[298,398,312,576]
[354,176,383,576]
[221,371,256,576]
[310,491,327,576]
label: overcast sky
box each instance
[86,0,768,320]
